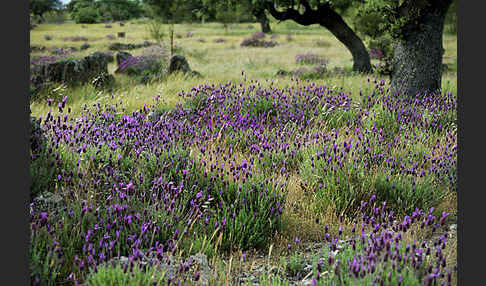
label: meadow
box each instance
[29,18,457,285]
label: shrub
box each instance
[86,263,165,286]
[252,32,266,40]
[63,36,89,42]
[117,45,169,81]
[50,47,75,56]
[30,55,68,74]
[295,52,326,65]
[240,32,278,48]
[80,43,91,50]
[118,56,163,77]
[315,39,331,47]
[73,7,100,24]
[369,48,384,60]
[240,37,277,48]
[146,19,165,44]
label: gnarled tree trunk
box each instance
[321,12,372,73]
[265,2,372,73]
[391,2,452,97]
[254,9,272,33]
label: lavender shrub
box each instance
[29,76,456,285]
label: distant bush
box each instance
[295,52,326,65]
[251,32,266,40]
[39,10,69,24]
[69,0,143,24]
[146,19,165,44]
[117,45,169,83]
[240,32,278,48]
[80,43,90,50]
[315,39,331,47]
[63,36,89,42]
[73,7,99,24]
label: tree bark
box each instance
[254,8,272,33]
[265,2,372,73]
[319,9,372,73]
[390,1,452,97]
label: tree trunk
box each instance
[254,9,271,33]
[320,15,372,73]
[264,2,372,73]
[390,6,450,97]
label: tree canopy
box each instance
[29,0,63,20]
[67,0,144,23]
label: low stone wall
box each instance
[31,52,112,91]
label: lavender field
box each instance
[30,73,456,285]
[29,2,458,283]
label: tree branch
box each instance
[264,0,319,26]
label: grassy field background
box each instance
[30,19,457,118]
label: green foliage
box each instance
[282,252,305,276]
[42,10,69,24]
[444,0,457,34]
[86,263,165,285]
[73,6,100,24]
[29,147,57,200]
[372,170,444,216]
[143,0,205,23]
[29,0,63,20]
[69,0,143,23]
[190,169,287,251]
[30,229,63,285]
[147,19,166,43]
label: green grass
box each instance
[30,21,456,118]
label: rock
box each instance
[140,74,152,84]
[30,116,46,155]
[169,55,191,74]
[80,43,91,50]
[31,52,110,90]
[301,279,315,286]
[32,192,64,213]
[92,73,115,90]
[109,42,136,51]
[276,69,292,76]
[30,45,46,53]
[116,51,133,67]
[105,24,112,28]
[189,70,203,78]
[114,51,133,74]
[168,55,202,77]
[89,51,113,65]
[109,42,154,51]
[188,253,210,285]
